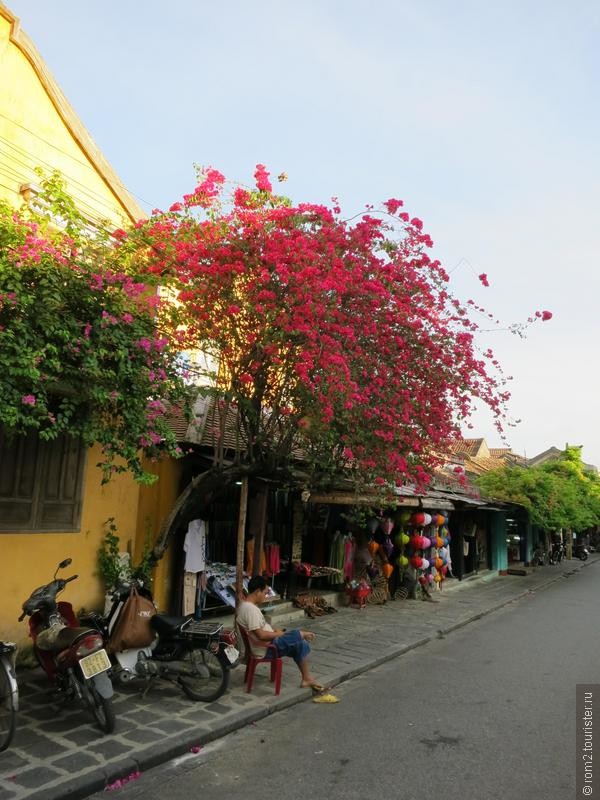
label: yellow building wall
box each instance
[0,7,143,224]
[0,5,152,651]
[1,445,140,648]
[135,459,184,614]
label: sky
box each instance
[6,0,600,464]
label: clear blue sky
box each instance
[7,0,600,464]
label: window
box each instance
[0,429,86,532]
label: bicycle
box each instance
[0,641,18,752]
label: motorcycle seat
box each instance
[151,614,191,636]
[39,626,99,654]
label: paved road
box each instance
[92,562,600,800]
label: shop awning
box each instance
[307,490,454,510]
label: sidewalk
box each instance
[0,557,595,800]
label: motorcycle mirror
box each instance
[54,558,72,579]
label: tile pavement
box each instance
[0,556,595,800]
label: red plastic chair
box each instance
[236,623,283,695]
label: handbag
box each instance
[108,586,156,653]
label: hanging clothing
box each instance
[264,543,281,577]
[183,519,207,573]
[343,535,356,581]
[245,538,267,574]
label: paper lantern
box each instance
[434,574,442,583]
[402,533,410,545]
[411,512,426,527]
[367,518,379,534]
[435,513,446,527]
[421,558,430,570]
[410,555,423,569]
[435,536,445,548]
[368,540,379,555]
[382,537,394,557]
[418,575,428,586]
[399,509,412,524]
[422,513,432,526]
[398,555,409,567]
[421,536,431,549]
[380,518,394,536]
[382,563,394,579]
[441,565,448,575]
[426,573,434,584]
[434,557,444,569]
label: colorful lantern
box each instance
[435,513,446,527]
[421,558,430,570]
[382,563,394,579]
[382,537,394,557]
[411,512,426,527]
[380,518,394,536]
[410,555,423,569]
[435,535,445,548]
[422,513,432,526]
[368,540,379,555]
[397,555,409,567]
[421,536,431,549]
[367,518,379,535]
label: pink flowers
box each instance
[384,198,404,215]
[254,164,272,193]
[542,310,552,321]
[478,273,489,287]
[21,394,36,407]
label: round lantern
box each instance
[421,558,430,570]
[399,509,412,524]
[434,574,442,583]
[380,518,394,536]
[421,536,431,549]
[402,533,410,545]
[435,513,446,527]
[398,555,409,567]
[410,555,423,569]
[382,537,394,557]
[422,513,432,526]
[426,573,434,584]
[382,563,394,579]
[367,517,379,535]
[441,565,448,575]
[434,557,444,569]
[435,535,445,548]
[368,540,379,555]
[418,575,428,587]
[411,512,426,527]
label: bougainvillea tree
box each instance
[123,164,550,497]
[0,173,190,483]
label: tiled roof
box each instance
[446,438,485,457]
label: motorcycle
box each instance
[574,544,590,561]
[19,559,116,734]
[0,640,18,752]
[80,580,239,702]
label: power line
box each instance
[0,110,157,211]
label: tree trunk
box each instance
[235,477,249,608]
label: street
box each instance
[92,563,599,800]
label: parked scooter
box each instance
[0,640,18,751]
[573,544,590,561]
[19,559,115,734]
[81,580,239,702]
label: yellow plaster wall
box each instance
[135,459,183,614]
[1,445,140,648]
[0,9,142,224]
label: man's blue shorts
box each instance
[268,629,310,665]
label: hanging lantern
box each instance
[410,555,423,569]
[421,558,430,570]
[380,518,394,536]
[367,518,379,535]
[435,535,445,548]
[382,563,394,579]
[411,512,426,527]
[434,557,444,569]
[434,574,442,583]
[422,513,432,527]
[397,555,409,567]
[421,536,431,549]
[382,537,394,557]
[435,513,446,527]
[368,540,379,555]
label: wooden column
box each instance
[235,477,249,609]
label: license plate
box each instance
[79,648,111,680]
[224,645,239,664]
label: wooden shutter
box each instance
[0,430,86,532]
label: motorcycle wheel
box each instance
[179,648,229,702]
[0,658,17,752]
[79,677,116,734]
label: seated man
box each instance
[237,575,322,691]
